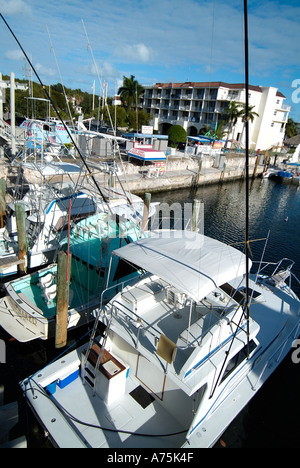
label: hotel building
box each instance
[142,82,290,150]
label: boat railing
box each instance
[253,257,300,294]
[95,273,249,362]
[253,257,295,275]
[104,296,232,354]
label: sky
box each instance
[0,0,300,121]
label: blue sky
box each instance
[1,0,300,120]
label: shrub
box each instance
[167,125,187,148]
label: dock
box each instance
[0,151,285,198]
[0,256,24,273]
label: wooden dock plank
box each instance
[0,256,24,272]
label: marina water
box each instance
[0,177,299,447]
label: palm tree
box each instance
[238,103,259,148]
[118,75,144,110]
[221,101,244,145]
[239,103,259,123]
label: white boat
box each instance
[0,183,98,279]
[20,230,300,447]
[0,212,145,342]
[19,118,74,146]
[0,162,158,280]
[262,168,279,178]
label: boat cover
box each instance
[128,147,166,161]
[112,230,250,302]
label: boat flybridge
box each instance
[20,230,300,448]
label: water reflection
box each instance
[151,178,300,289]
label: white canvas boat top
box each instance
[22,161,82,175]
[112,230,249,302]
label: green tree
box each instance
[214,121,226,140]
[127,108,151,131]
[237,103,259,147]
[221,101,244,140]
[101,104,128,128]
[285,117,297,139]
[167,125,187,148]
[118,75,144,110]
[239,103,259,123]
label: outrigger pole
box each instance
[243,0,251,356]
[0,13,112,212]
[209,0,251,399]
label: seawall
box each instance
[113,153,284,195]
[0,152,285,197]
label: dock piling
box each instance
[191,199,201,232]
[0,179,6,228]
[15,202,27,274]
[55,250,72,349]
[142,192,151,230]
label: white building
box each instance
[112,95,122,106]
[142,82,290,151]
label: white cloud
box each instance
[114,43,153,64]
[0,0,31,15]
[35,63,56,78]
[4,49,23,61]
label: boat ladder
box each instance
[81,308,112,393]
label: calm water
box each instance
[0,178,299,447]
[151,178,300,288]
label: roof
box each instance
[152,81,263,93]
[284,134,300,146]
[112,230,249,302]
[123,133,168,140]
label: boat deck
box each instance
[10,266,100,320]
[30,371,188,448]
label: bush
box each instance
[167,125,187,148]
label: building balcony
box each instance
[179,105,191,111]
[202,107,216,113]
[276,104,291,112]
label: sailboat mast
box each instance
[243,0,250,353]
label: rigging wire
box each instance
[81,19,142,224]
[46,25,76,134]
[0,13,112,212]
